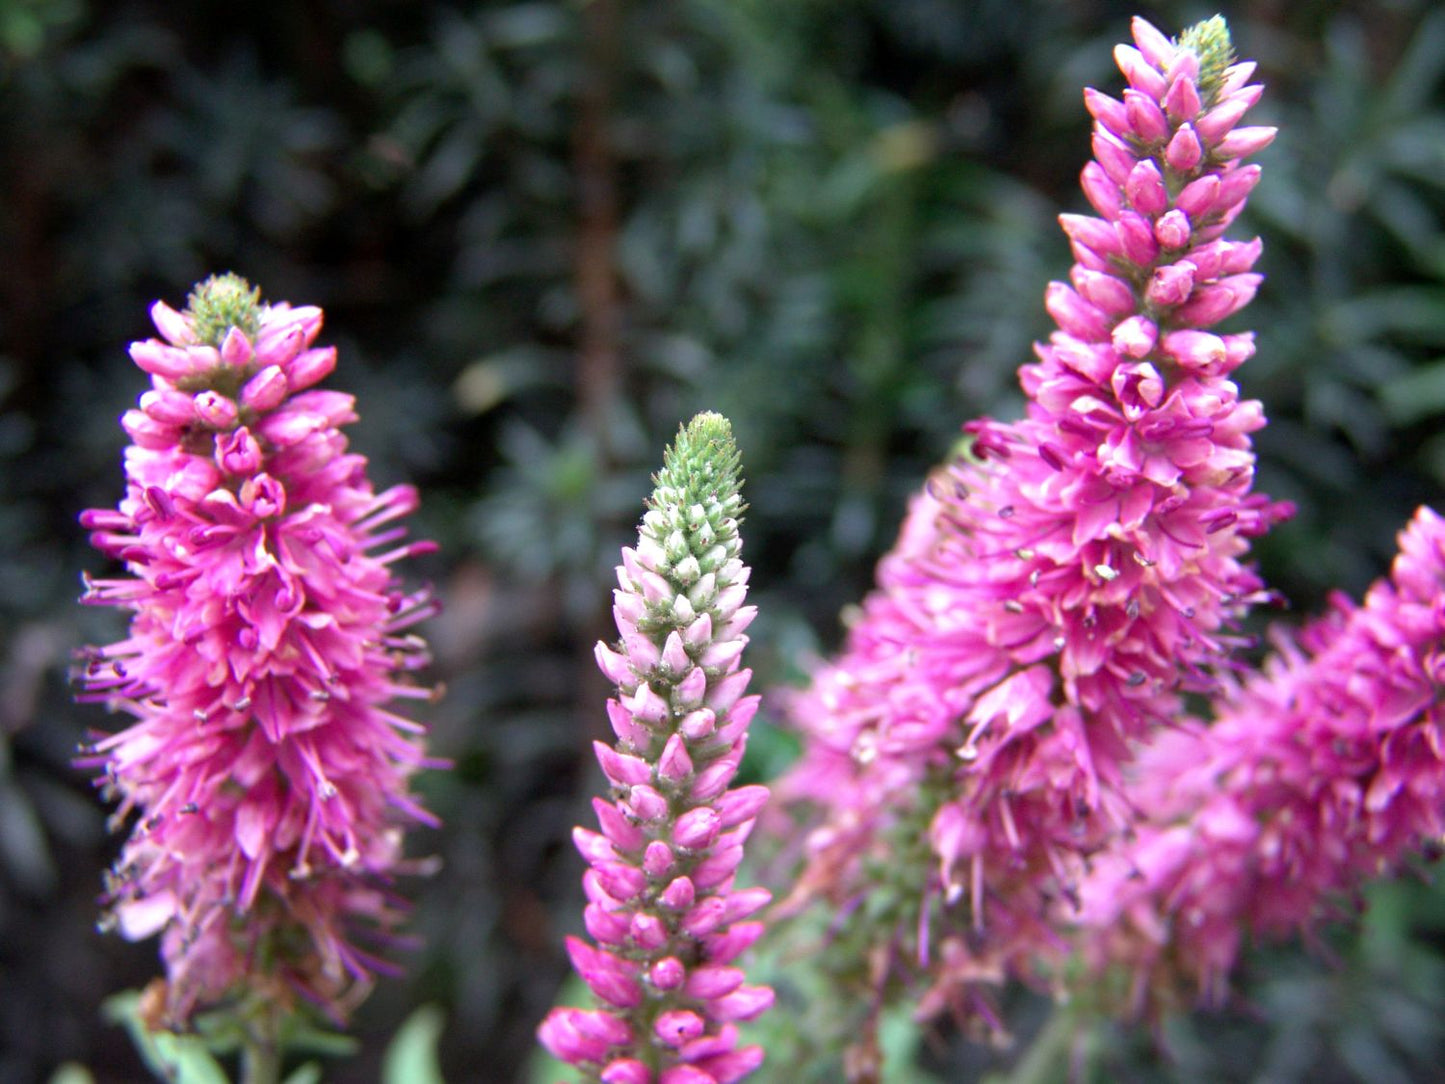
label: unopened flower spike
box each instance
[539,411,774,1084]
[77,276,441,1033]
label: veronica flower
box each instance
[775,15,1291,1027]
[1075,505,1445,1012]
[538,413,773,1084]
[77,275,439,1028]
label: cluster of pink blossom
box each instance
[774,15,1292,1024]
[1075,505,1445,1011]
[78,276,439,1026]
[537,413,774,1083]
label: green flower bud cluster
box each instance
[634,412,747,635]
[1177,15,1235,108]
[186,273,263,347]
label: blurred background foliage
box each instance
[1,0,1443,1081]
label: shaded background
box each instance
[2,0,1444,1080]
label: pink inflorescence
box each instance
[77,275,440,1026]
[774,15,1292,1020]
[1076,505,1445,1011]
[538,413,773,1084]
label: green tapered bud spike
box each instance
[644,413,746,577]
[1176,15,1235,107]
[650,412,745,526]
[186,273,262,347]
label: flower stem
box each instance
[241,1041,280,1084]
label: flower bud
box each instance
[240,365,288,413]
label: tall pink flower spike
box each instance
[774,14,1290,1034]
[78,275,441,1027]
[538,413,773,1084]
[1076,505,1445,1012]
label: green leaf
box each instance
[381,1004,447,1084]
[280,1064,323,1084]
[526,1047,585,1084]
[103,991,232,1084]
[1379,358,1445,425]
[274,1019,359,1060]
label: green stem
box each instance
[240,1031,281,1084]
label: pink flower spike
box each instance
[541,414,770,1080]
[774,14,1289,1041]
[77,275,439,1027]
[1075,506,1445,1012]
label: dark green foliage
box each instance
[2,0,1443,1081]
